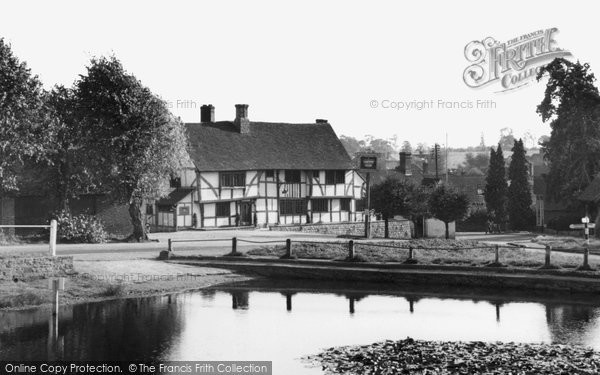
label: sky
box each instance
[1,0,598,148]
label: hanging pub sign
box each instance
[360,155,378,170]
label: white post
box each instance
[49,219,57,256]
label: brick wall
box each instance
[0,256,74,281]
[270,219,412,239]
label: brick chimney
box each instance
[399,152,412,176]
[316,119,328,124]
[200,104,215,123]
[234,104,250,133]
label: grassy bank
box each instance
[0,253,250,310]
[247,239,596,270]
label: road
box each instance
[2,229,543,258]
[2,229,344,257]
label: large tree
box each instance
[428,183,469,239]
[41,86,98,210]
[75,56,187,241]
[371,177,412,238]
[0,38,46,193]
[484,144,508,227]
[507,139,534,230]
[536,58,600,205]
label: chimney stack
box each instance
[234,104,250,134]
[399,152,412,176]
[200,104,215,123]
[316,119,328,124]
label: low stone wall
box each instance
[270,220,411,239]
[0,256,74,281]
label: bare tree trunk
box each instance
[129,197,147,242]
[445,221,449,239]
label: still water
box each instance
[2,281,600,374]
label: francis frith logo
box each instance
[463,28,571,92]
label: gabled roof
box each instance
[185,121,353,172]
[156,188,194,206]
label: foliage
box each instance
[460,152,490,175]
[498,127,516,151]
[507,139,534,230]
[428,183,470,239]
[546,214,583,231]
[339,135,365,157]
[484,145,508,225]
[371,177,413,220]
[0,38,47,193]
[536,58,600,206]
[457,207,488,232]
[100,283,125,297]
[53,209,108,243]
[74,56,187,241]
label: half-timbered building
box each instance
[149,104,365,230]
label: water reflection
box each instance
[3,282,600,374]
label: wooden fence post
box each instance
[543,245,552,268]
[49,219,57,257]
[404,246,417,264]
[286,239,292,258]
[168,238,173,252]
[495,245,499,264]
[578,247,593,271]
[348,240,355,260]
[232,237,237,254]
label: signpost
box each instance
[360,155,378,238]
[569,216,595,245]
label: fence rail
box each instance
[165,234,598,271]
[0,220,58,256]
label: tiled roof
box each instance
[185,121,353,172]
[156,188,194,206]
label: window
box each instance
[170,177,181,188]
[325,170,345,184]
[340,198,350,211]
[311,199,329,213]
[279,199,307,215]
[284,170,301,183]
[146,204,154,215]
[216,202,231,217]
[158,205,172,213]
[355,198,366,211]
[265,170,274,178]
[178,206,190,215]
[220,172,246,187]
[312,170,320,179]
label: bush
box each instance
[547,214,582,231]
[53,210,108,243]
[457,208,488,232]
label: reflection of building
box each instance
[148,105,365,230]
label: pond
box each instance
[2,280,600,374]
